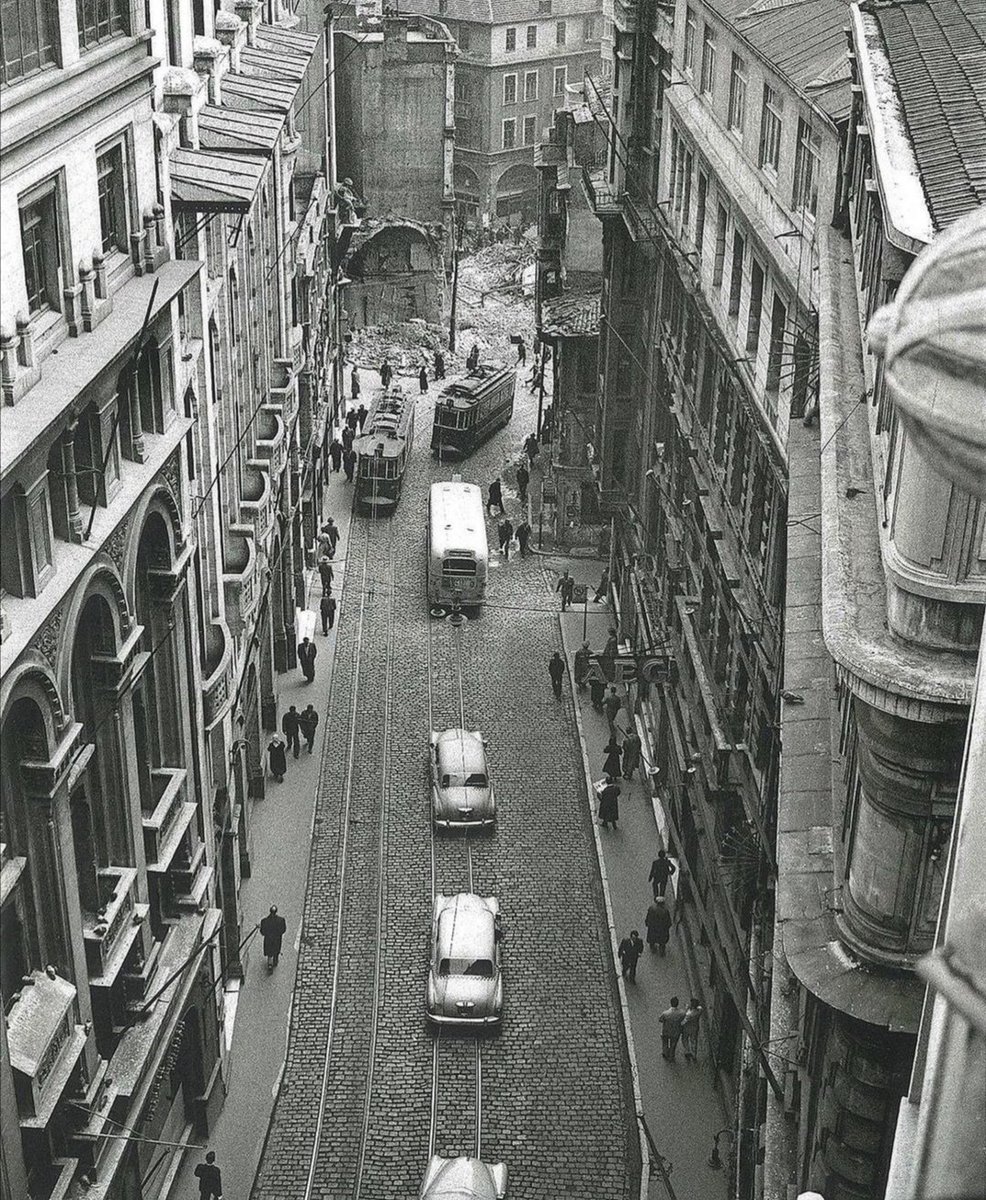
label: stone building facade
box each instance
[0,0,339,1192]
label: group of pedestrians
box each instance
[486,473,533,559]
[267,702,320,774]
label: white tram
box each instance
[427,478,488,609]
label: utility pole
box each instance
[448,207,460,354]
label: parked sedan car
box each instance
[429,728,495,829]
[427,893,503,1027]
[420,1155,507,1199]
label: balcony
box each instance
[582,163,623,217]
[255,409,288,479]
[622,191,664,244]
[172,840,214,914]
[201,621,234,729]
[143,768,196,872]
[6,970,88,1129]
[239,459,275,545]
[268,357,299,426]
[82,867,146,983]
[222,526,260,636]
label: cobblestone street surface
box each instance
[251,354,638,1198]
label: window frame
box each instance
[458,23,471,51]
[556,19,566,45]
[683,7,697,75]
[523,114,536,146]
[2,0,60,84]
[526,23,537,48]
[583,15,595,41]
[503,72,517,105]
[727,52,747,137]
[18,176,65,319]
[713,202,728,289]
[758,83,783,174]
[699,25,717,97]
[76,0,130,52]
[793,116,821,217]
[505,26,516,51]
[524,68,538,101]
[553,64,567,96]
[501,117,516,150]
[96,134,133,258]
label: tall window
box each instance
[713,203,727,288]
[727,53,747,135]
[2,0,59,83]
[746,259,764,356]
[524,69,538,100]
[526,24,537,48]
[695,171,708,262]
[793,117,821,216]
[553,64,566,96]
[728,229,744,318]
[523,115,536,145]
[683,7,697,74]
[96,140,130,255]
[766,293,787,393]
[458,24,470,51]
[502,118,516,150]
[76,0,130,51]
[758,84,782,172]
[503,72,517,104]
[556,19,565,44]
[583,15,595,40]
[505,26,516,51]
[700,26,716,96]
[19,182,62,316]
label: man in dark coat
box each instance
[299,704,319,753]
[523,432,539,465]
[346,407,359,432]
[267,737,287,783]
[281,705,301,758]
[497,517,514,559]
[318,557,334,593]
[574,641,591,691]
[590,675,606,712]
[618,930,644,983]
[594,567,610,603]
[603,685,622,735]
[321,518,340,559]
[259,905,287,971]
[380,358,393,387]
[602,737,622,779]
[515,519,532,557]
[343,447,357,482]
[659,996,686,1061]
[516,335,527,366]
[516,462,530,507]
[487,478,504,515]
[434,350,445,379]
[356,403,368,431]
[467,343,480,370]
[621,729,642,779]
[418,365,429,393]
[297,637,317,683]
[341,424,355,453]
[329,437,343,472]
[194,1150,223,1200]
[649,849,676,898]
[548,651,565,699]
[351,367,361,401]
[320,592,337,635]
[645,896,672,955]
[556,569,575,611]
[598,776,620,829]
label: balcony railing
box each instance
[222,527,260,636]
[581,163,622,216]
[240,460,275,545]
[82,866,139,979]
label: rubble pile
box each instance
[349,321,449,375]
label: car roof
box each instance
[435,729,486,775]
[435,894,496,959]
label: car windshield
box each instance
[440,773,488,787]
[438,957,494,978]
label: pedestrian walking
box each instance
[681,998,704,1060]
[603,686,622,734]
[194,1150,223,1200]
[351,367,361,400]
[516,335,527,366]
[267,736,287,783]
[618,930,644,983]
[645,896,672,956]
[598,775,621,830]
[341,424,355,453]
[497,517,514,559]
[297,636,317,683]
[649,849,676,898]
[346,407,359,433]
[621,729,641,780]
[466,343,480,371]
[594,567,610,603]
[528,363,542,393]
[659,996,686,1061]
[434,350,446,380]
[259,905,287,971]
[556,569,575,611]
[281,705,301,758]
[603,626,619,662]
[548,651,565,699]
[318,556,334,593]
[487,477,505,516]
[356,402,368,431]
[343,447,357,482]
[589,675,606,712]
[299,703,319,753]
[523,431,540,465]
[515,519,531,557]
[329,437,343,472]
[319,592,337,634]
[379,357,393,387]
[418,365,429,393]
[321,518,340,559]
[602,737,622,779]
[516,462,530,507]
[541,404,554,446]
[574,641,591,691]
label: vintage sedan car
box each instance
[426,893,503,1027]
[420,1155,507,1199]
[429,728,495,830]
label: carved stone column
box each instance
[61,420,84,543]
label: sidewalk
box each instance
[546,555,729,1200]
[171,410,358,1200]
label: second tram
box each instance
[430,363,516,459]
[427,477,488,609]
[353,386,416,515]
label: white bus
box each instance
[427,477,489,609]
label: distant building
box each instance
[334,11,456,326]
[402,0,604,227]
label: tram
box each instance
[427,477,489,609]
[430,363,516,459]
[353,386,416,515]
